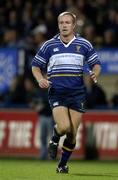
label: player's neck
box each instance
[60,34,75,44]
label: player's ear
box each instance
[73,23,76,30]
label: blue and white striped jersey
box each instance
[32,34,100,94]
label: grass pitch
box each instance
[0,159,118,180]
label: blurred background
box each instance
[0,0,118,160]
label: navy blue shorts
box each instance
[48,93,86,113]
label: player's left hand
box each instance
[90,71,97,83]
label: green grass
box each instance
[0,159,118,180]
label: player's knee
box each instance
[58,124,70,135]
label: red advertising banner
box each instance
[83,111,118,159]
[0,110,118,159]
[0,110,39,157]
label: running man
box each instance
[31,11,101,173]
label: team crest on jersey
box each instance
[76,45,81,52]
[53,47,59,52]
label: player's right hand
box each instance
[38,79,52,89]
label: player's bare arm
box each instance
[32,66,51,89]
[90,64,101,83]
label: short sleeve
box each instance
[86,45,101,69]
[31,43,49,71]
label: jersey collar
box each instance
[58,35,76,47]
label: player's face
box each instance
[58,15,75,37]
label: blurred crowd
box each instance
[0,0,118,49]
[0,0,118,110]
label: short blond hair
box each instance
[58,11,76,24]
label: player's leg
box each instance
[48,106,71,159]
[57,109,82,173]
[67,109,82,143]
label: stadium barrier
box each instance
[0,109,118,159]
